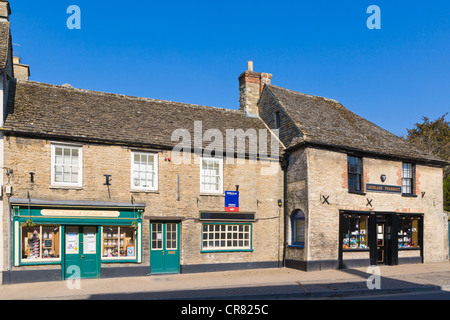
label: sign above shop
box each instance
[225,191,239,212]
[200,211,255,222]
[366,184,401,194]
[41,209,120,218]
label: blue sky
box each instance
[10,1,450,137]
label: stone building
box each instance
[0,1,448,284]
[257,82,449,271]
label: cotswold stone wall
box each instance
[2,136,284,272]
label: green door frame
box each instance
[150,221,181,275]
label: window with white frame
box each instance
[202,224,251,251]
[131,152,158,191]
[402,162,415,195]
[51,144,82,187]
[200,157,223,194]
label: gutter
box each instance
[285,140,450,168]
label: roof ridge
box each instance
[17,79,244,115]
[267,84,340,104]
[267,83,406,140]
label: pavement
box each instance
[1,261,450,300]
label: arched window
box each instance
[291,209,305,247]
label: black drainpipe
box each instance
[280,152,290,268]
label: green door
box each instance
[64,226,99,280]
[150,222,180,274]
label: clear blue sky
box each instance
[10,0,450,137]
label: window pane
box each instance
[22,226,60,261]
[63,148,71,165]
[342,214,368,250]
[151,223,163,250]
[102,226,119,258]
[55,147,63,164]
[119,227,136,257]
[202,224,251,250]
[398,217,420,248]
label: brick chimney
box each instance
[13,57,30,80]
[239,61,272,117]
[0,1,11,22]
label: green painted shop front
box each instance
[11,199,144,282]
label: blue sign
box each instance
[225,191,239,212]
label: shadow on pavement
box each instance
[80,268,443,300]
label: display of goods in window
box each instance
[29,230,40,259]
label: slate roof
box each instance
[266,84,447,165]
[3,80,275,156]
[0,21,10,69]
[2,79,446,165]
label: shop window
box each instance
[291,209,305,247]
[398,216,420,248]
[202,223,251,251]
[21,225,61,262]
[200,157,223,194]
[341,214,369,250]
[348,156,363,192]
[402,163,415,195]
[51,144,83,187]
[131,151,158,191]
[102,226,137,259]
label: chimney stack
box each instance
[13,57,30,80]
[239,61,272,117]
[0,1,11,22]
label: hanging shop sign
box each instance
[366,184,401,194]
[225,191,239,212]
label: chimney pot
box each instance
[247,61,253,72]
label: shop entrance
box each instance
[373,214,394,265]
[376,220,386,264]
[64,226,99,279]
[150,222,180,274]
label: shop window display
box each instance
[398,216,420,248]
[102,226,136,259]
[342,214,369,250]
[21,225,61,261]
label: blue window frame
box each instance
[291,210,305,247]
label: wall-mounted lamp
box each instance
[29,172,35,183]
[380,174,386,183]
[104,174,112,186]
[5,185,12,197]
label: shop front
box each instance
[7,198,144,284]
[339,211,424,268]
